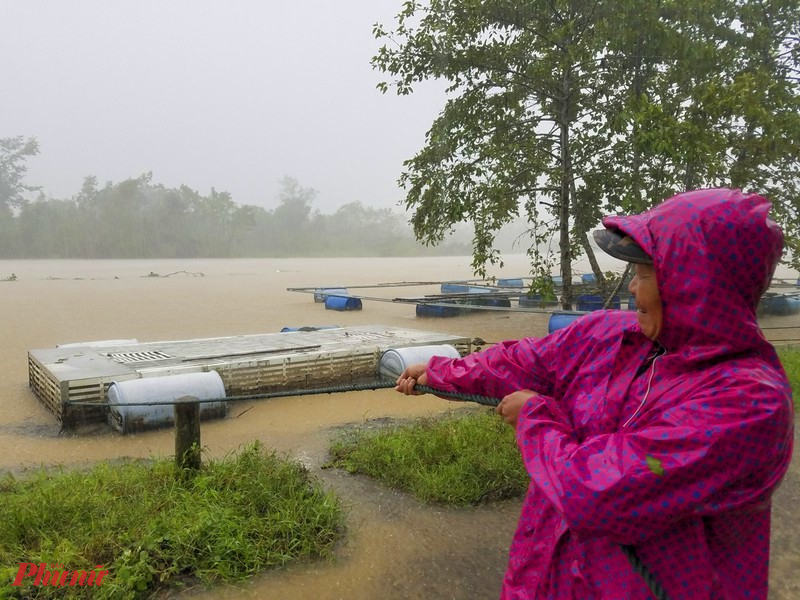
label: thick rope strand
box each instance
[63,380,500,408]
[621,545,669,600]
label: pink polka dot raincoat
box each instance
[426,189,794,599]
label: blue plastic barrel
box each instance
[280,325,341,332]
[577,294,620,311]
[548,312,585,333]
[416,304,461,318]
[581,273,597,284]
[627,296,636,310]
[324,296,362,311]
[314,288,348,303]
[497,278,524,287]
[760,296,781,314]
[761,295,800,316]
[441,283,470,293]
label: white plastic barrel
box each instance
[107,371,227,434]
[378,344,461,379]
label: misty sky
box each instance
[1,1,447,212]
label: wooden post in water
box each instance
[175,396,201,471]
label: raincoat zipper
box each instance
[623,345,666,429]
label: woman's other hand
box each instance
[395,363,428,395]
[496,390,537,427]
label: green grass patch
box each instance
[327,410,528,505]
[777,346,800,410]
[0,441,344,599]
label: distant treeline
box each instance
[0,174,472,259]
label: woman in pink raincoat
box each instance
[396,188,794,599]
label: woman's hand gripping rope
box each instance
[495,390,537,428]
[395,362,533,419]
[394,362,429,395]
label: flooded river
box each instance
[0,257,797,599]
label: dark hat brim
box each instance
[592,229,653,264]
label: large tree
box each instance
[374,0,609,306]
[592,0,800,212]
[374,0,800,305]
[0,136,40,213]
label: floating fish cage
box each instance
[28,326,472,429]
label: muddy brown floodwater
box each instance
[0,257,797,599]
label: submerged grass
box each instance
[777,347,800,410]
[327,410,528,505]
[0,441,344,599]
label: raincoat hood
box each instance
[603,188,784,358]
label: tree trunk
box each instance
[684,154,697,190]
[559,66,574,310]
[604,263,632,308]
[581,232,609,298]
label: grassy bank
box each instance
[777,347,800,410]
[327,410,528,504]
[0,442,344,599]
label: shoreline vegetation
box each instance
[0,175,481,261]
[1,350,796,599]
[0,442,343,599]
[777,348,800,411]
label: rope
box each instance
[415,384,500,407]
[621,545,669,600]
[63,379,666,598]
[62,380,501,408]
